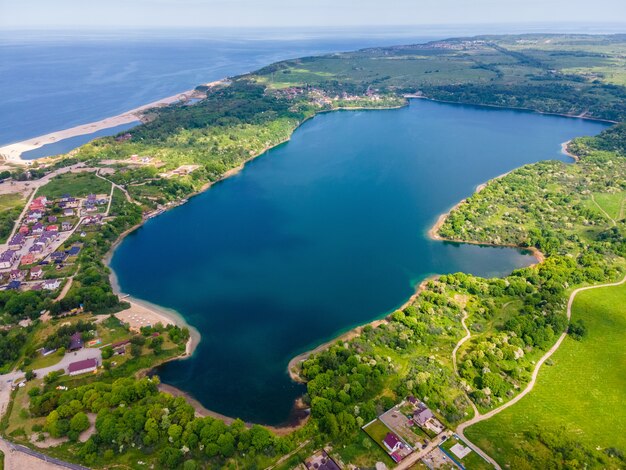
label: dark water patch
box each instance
[111,99,608,424]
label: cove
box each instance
[110,99,608,425]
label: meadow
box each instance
[465,282,626,469]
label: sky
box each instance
[1,0,625,29]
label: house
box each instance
[6,280,21,290]
[63,208,74,217]
[48,216,57,223]
[8,234,25,250]
[407,396,418,405]
[68,332,83,351]
[65,198,79,208]
[59,194,72,203]
[19,225,29,235]
[35,236,51,247]
[50,251,67,262]
[111,339,131,349]
[40,347,57,357]
[42,278,61,291]
[304,451,341,470]
[29,244,44,254]
[68,358,98,376]
[67,246,81,256]
[32,222,44,234]
[30,266,43,280]
[414,405,434,426]
[46,225,59,232]
[383,432,403,453]
[0,250,18,269]
[10,269,25,281]
[30,283,43,291]
[61,221,72,231]
[20,253,35,266]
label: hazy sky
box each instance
[1,0,625,29]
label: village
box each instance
[292,395,491,470]
[0,190,108,293]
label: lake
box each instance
[110,99,608,425]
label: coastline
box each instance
[0,79,226,164]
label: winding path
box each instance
[455,274,626,469]
[452,310,480,418]
[590,194,616,226]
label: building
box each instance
[68,332,83,351]
[383,432,403,453]
[46,225,59,232]
[43,278,61,291]
[30,266,43,280]
[10,269,25,281]
[63,208,74,217]
[67,246,81,256]
[29,244,44,254]
[68,358,98,376]
[8,234,25,250]
[6,280,21,290]
[50,252,67,263]
[20,254,35,266]
[414,405,434,426]
[32,222,44,235]
[0,250,18,269]
[61,221,72,231]
[305,451,341,470]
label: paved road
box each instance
[0,348,102,385]
[456,274,626,469]
[394,431,451,470]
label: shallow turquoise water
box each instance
[110,99,608,425]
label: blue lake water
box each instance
[110,99,608,425]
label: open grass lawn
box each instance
[36,172,111,199]
[441,436,492,470]
[466,282,626,468]
[0,193,24,211]
[363,419,393,451]
[337,433,393,468]
[591,192,626,221]
[24,349,64,372]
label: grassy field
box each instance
[0,193,25,242]
[36,172,111,199]
[466,282,626,468]
[440,435,492,470]
[0,193,24,211]
[590,192,626,221]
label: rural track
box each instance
[455,274,626,470]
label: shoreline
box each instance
[158,383,310,436]
[25,85,588,432]
[104,222,201,357]
[406,95,618,125]
[0,80,227,164]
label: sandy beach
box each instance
[0,79,227,164]
[561,140,579,161]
